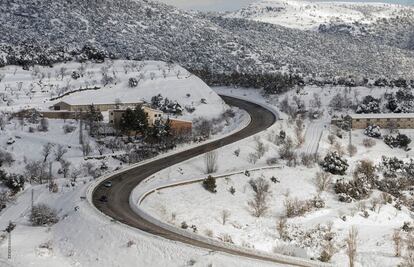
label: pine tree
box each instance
[202,175,217,193]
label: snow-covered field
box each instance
[228,0,413,30]
[139,86,414,267]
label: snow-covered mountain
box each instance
[228,0,413,31]
[0,0,414,82]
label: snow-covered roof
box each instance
[56,95,144,106]
[350,113,414,119]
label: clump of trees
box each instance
[151,94,182,115]
[334,160,376,202]
[119,106,149,135]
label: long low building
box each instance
[350,113,414,129]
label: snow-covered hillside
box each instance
[228,0,413,30]
[1,0,414,80]
[0,60,228,120]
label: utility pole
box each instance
[31,189,34,210]
[79,118,84,145]
[48,162,53,192]
[5,221,16,260]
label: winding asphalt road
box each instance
[92,96,307,266]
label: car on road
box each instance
[104,181,112,188]
[99,195,108,203]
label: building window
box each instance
[356,119,360,122]
[110,120,113,123]
[110,112,113,115]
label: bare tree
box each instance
[25,160,47,184]
[42,143,54,162]
[327,134,336,145]
[314,171,332,193]
[402,233,414,266]
[204,151,218,174]
[96,142,106,156]
[347,144,357,157]
[220,210,231,225]
[58,67,67,80]
[81,142,92,157]
[30,204,59,226]
[254,137,267,159]
[248,177,270,217]
[310,93,322,109]
[295,118,305,146]
[392,230,402,257]
[83,162,95,176]
[59,159,71,178]
[38,117,49,132]
[346,226,358,267]
[54,145,68,161]
[70,166,82,182]
[276,217,289,241]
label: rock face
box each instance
[0,0,413,80]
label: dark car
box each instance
[99,195,108,203]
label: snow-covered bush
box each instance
[300,153,316,168]
[384,133,411,149]
[364,125,381,138]
[284,196,324,218]
[0,190,13,211]
[314,171,332,193]
[2,173,25,194]
[30,204,59,226]
[334,177,371,202]
[379,156,405,178]
[362,138,376,148]
[356,95,380,114]
[0,150,14,167]
[62,124,76,134]
[151,94,182,115]
[128,77,138,87]
[202,175,216,193]
[320,152,348,175]
[71,70,80,79]
[387,89,414,113]
[354,160,377,184]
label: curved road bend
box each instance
[92,96,304,266]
